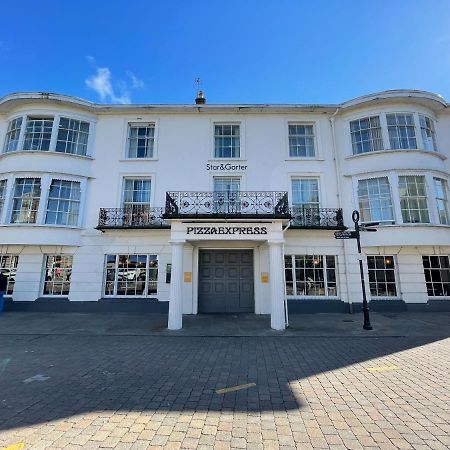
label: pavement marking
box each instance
[215,382,256,394]
[23,374,50,383]
[367,365,399,372]
[2,443,25,450]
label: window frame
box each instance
[41,254,73,297]
[398,175,430,224]
[350,115,384,155]
[103,254,159,297]
[386,112,417,150]
[0,254,19,296]
[433,177,450,225]
[284,254,338,298]
[212,122,242,159]
[366,255,399,299]
[419,114,438,152]
[2,113,94,157]
[422,255,450,298]
[287,122,316,158]
[45,179,82,227]
[357,176,395,225]
[10,177,42,224]
[126,122,156,159]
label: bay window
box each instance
[11,178,41,224]
[398,175,429,223]
[387,113,417,149]
[3,115,92,156]
[419,115,437,151]
[45,180,81,226]
[433,178,449,225]
[358,177,394,224]
[350,116,383,154]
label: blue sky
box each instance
[1,0,449,104]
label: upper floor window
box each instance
[288,124,315,157]
[127,124,155,158]
[56,118,90,156]
[10,178,41,224]
[23,117,53,151]
[213,177,241,213]
[350,116,383,154]
[291,179,319,209]
[45,180,81,226]
[386,113,417,150]
[358,177,394,224]
[398,175,429,223]
[214,124,240,158]
[3,115,91,156]
[0,179,7,218]
[434,178,449,225]
[419,115,437,151]
[4,117,23,152]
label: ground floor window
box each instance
[104,254,158,296]
[422,255,450,297]
[367,256,398,298]
[284,254,337,297]
[43,255,73,295]
[0,255,19,295]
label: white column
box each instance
[168,241,184,330]
[269,240,285,330]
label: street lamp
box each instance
[351,210,378,330]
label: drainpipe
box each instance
[329,108,353,313]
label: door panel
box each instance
[198,250,254,313]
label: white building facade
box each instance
[0,90,449,329]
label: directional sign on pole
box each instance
[334,230,357,239]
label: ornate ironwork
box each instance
[164,191,291,218]
[97,207,169,229]
[290,207,345,229]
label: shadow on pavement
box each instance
[0,312,449,431]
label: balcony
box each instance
[96,206,169,230]
[164,191,291,219]
[290,207,345,230]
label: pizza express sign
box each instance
[187,226,267,235]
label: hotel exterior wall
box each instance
[0,91,449,311]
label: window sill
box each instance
[285,158,325,162]
[345,148,446,161]
[0,150,94,160]
[286,296,339,300]
[0,224,83,230]
[119,158,159,162]
[208,158,247,162]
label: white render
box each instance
[0,90,449,329]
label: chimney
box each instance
[195,90,206,104]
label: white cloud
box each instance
[86,67,131,104]
[127,71,145,89]
[85,58,145,104]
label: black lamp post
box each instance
[352,210,373,330]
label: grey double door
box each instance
[198,250,254,313]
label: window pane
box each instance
[103,254,158,296]
[350,116,383,154]
[289,124,315,157]
[45,180,81,226]
[56,117,90,156]
[386,113,417,149]
[367,256,397,297]
[127,124,155,158]
[358,177,394,223]
[10,178,41,224]
[398,176,429,223]
[23,117,53,151]
[4,117,23,152]
[43,255,73,295]
[214,124,240,158]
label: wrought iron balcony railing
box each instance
[290,206,345,229]
[97,206,169,229]
[164,191,291,219]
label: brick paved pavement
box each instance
[0,320,449,449]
